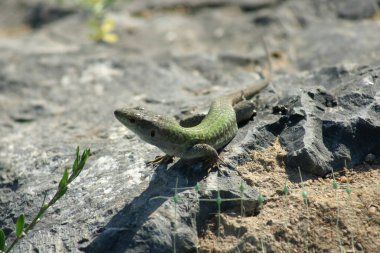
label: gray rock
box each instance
[277,66,380,175]
[337,0,378,20]
[127,0,277,12]
[1,0,380,252]
[364,153,377,164]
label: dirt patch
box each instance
[198,139,380,252]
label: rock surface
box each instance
[0,0,379,252]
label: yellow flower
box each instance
[101,19,116,33]
[100,19,119,43]
[102,33,119,44]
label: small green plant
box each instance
[151,177,260,252]
[84,0,120,43]
[256,192,265,208]
[236,181,247,251]
[0,147,91,253]
[58,0,120,43]
[198,181,259,243]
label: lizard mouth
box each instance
[114,109,137,128]
[114,109,122,118]
[114,108,154,133]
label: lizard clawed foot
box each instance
[207,155,231,172]
[146,155,174,167]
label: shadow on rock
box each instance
[82,160,202,253]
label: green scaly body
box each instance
[114,79,269,160]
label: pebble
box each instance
[364,153,376,164]
[355,242,364,250]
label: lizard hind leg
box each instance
[185,143,229,171]
[234,100,256,123]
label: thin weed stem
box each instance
[298,167,310,253]
[283,183,291,253]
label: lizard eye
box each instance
[128,117,135,123]
[150,130,155,137]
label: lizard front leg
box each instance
[146,155,174,167]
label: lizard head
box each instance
[114,107,179,148]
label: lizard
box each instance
[114,41,271,167]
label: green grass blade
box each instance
[16,214,25,238]
[0,229,5,251]
[58,168,69,190]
